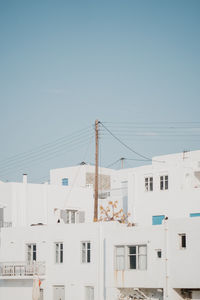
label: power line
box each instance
[99,122,153,161]
[106,159,121,168]
[125,158,153,161]
[102,121,200,124]
[0,130,93,171]
[0,126,92,167]
[106,157,151,168]
[0,135,94,177]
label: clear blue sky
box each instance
[0,0,200,182]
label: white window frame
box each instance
[26,243,37,262]
[55,242,64,263]
[144,176,153,191]
[66,210,77,224]
[160,175,168,190]
[115,245,147,271]
[81,241,91,263]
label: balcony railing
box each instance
[0,261,45,277]
[0,221,12,228]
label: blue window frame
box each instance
[190,213,200,218]
[152,215,165,225]
[62,178,69,186]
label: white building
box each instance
[0,150,200,300]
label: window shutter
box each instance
[78,211,85,223]
[60,210,67,223]
[0,208,4,227]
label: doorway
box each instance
[53,286,65,300]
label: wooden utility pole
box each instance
[94,119,99,222]
[120,157,125,169]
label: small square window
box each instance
[62,178,69,186]
[156,249,162,258]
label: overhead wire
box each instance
[99,122,153,161]
[0,127,93,169]
[106,159,121,168]
[2,120,198,181]
[0,135,94,177]
[106,157,152,169]
[102,121,200,124]
[0,132,93,171]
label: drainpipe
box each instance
[164,219,169,300]
[98,222,101,300]
[98,222,105,300]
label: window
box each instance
[152,215,165,225]
[55,242,63,263]
[160,175,168,190]
[179,234,186,249]
[156,249,162,258]
[81,242,91,263]
[60,209,77,224]
[145,177,153,191]
[27,244,36,262]
[85,286,94,300]
[67,210,76,223]
[190,213,200,218]
[62,178,68,186]
[115,245,147,271]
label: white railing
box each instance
[0,221,12,228]
[0,261,45,277]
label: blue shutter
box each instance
[152,215,165,225]
[190,213,200,218]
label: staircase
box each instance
[118,288,153,299]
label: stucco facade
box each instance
[0,150,200,300]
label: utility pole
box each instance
[120,157,125,169]
[94,119,99,222]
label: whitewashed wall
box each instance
[0,182,94,227]
[0,219,199,300]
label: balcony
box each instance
[0,261,45,279]
[0,221,12,228]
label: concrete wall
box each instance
[50,164,114,189]
[0,182,94,227]
[168,218,200,289]
[122,150,200,226]
[0,219,199,300]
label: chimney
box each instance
[23,174,27,184]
